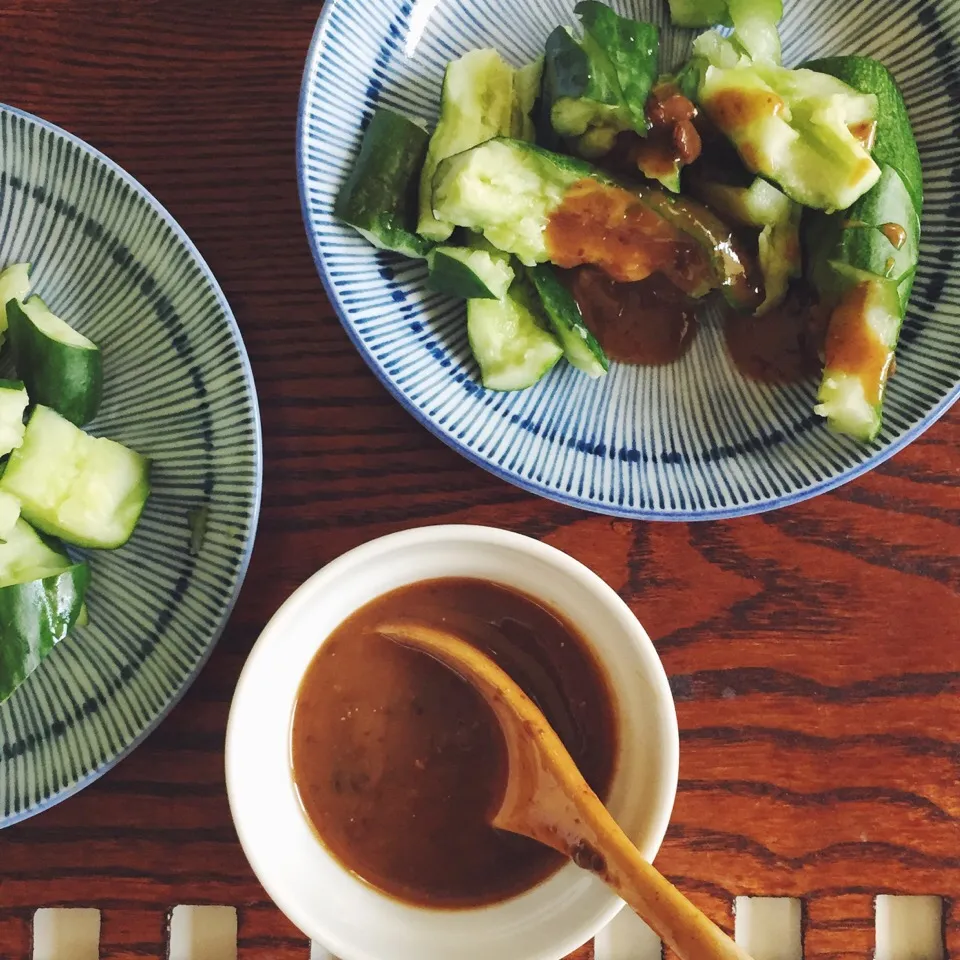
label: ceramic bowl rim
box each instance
[295,0,960,523]
[225,523,680,960]
[0,100,263,828]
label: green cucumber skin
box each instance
[575,1,658,133]
[0,562,89,704]
[334,108,432,259]
[802,56,922,218]
[527,264,608,376]
[427,244,514,300]
[7,298,103,427]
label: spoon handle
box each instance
[598,833,752,960]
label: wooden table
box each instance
[1,2,958,957]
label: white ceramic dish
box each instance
[226,525,679,960]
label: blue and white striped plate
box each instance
[0,105,261,825]
[299,0,959,520]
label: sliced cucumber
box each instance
[0,263,32,339]
[0,520,90,704]
[0,405,151,549]
[418,50,516,242]
[334,108,432,259]
[0,493,21,543]
[7,296,103,426]
[467,278,563,390]
[0,380,29,458]
[427,235,515,300]
[815,275,901,441]
[528,264,608,377]
[512,58,544,142]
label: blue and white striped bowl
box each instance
[299,0,959,520]
[0,105,261,825]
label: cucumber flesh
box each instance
[467,278,563,390]
[7,296,103,426]
[528,264,608,377]
[334,108,432,259]
[433,138,594,265]
[0,518,72,586]
[815,276,900,441]
[0,380,29,458]
[427,238,515,300]
[0,492,21,543]
[512,58,544,142]
[0,405,151,549]
[418,50,516,242]
[0,263,32,337]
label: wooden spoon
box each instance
[378,621,754,960]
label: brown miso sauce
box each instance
[880,222,908,250]
[724,284,829,384]
[569,266,698,365]
[291,578,617,909]
[544,178,707,285]
[849,120,878,152]
[823,283,893,405]
[703,88,786,134]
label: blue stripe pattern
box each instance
[0,105,262,826]
[298,0,960,520]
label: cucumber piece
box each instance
[807,166,920,312]
[0,520,90,704]
[334,108,432,259]
[0,263,32,339]
[7,296,103,426]
[541,4,658,158]
[692,177,800,312]
[527,264,608,377]
[0,518,73,586]
[0,405,151,549]
[667,0,732,27]
[0,492,20,543]
[467,278,563,390]
[699,63,880,211]
[802,56,922,219]
[512,58,544,142]
[0,380,29,458]
[418,50,516,242]
[815,274,901,441]
[427,236,515,300]
[433,137,761,309]
[433,138,592,265]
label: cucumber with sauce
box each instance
[418,50,516,242]
[697,63,881,211]
[334,108,433,258]
[0,518,90,704]
[814,271,901,441]
[0,405,150,549]
[800,57,921,441]
[692,177,801,313]
[432,137,761,310]
[468,277,563,390]
[7,296,103,426]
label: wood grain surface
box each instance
[0,2,958,958]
